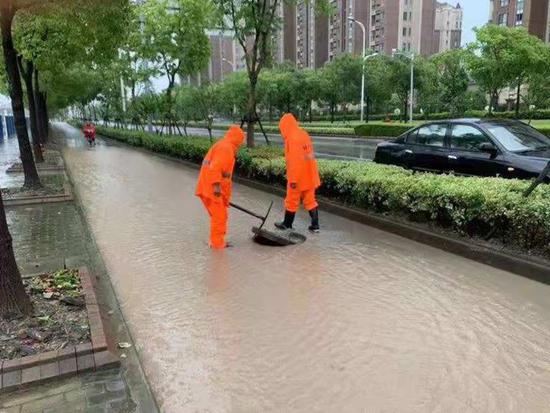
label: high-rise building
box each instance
[434,2,463,52]
[489,0,549,42]
[370,0,437,56]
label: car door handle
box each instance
[448,155,458,160]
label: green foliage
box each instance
[319,54,362,117]
[140,0,212,86]
[354,123,412,137]
[93,124,550,257]
[466,25,550,110]
[432,50,470,116]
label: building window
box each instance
[403,42,407,50]
[409,12,412,20]
[498,13,508,26]
[408,27,412,36]
[500,0,508,6]
[403,11,407,21]
[403,27,407,36]
[516,14,523,25]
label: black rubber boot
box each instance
[275,211,295,230]
[308,208,320,233]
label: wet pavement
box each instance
[58,123,550,412]
[184,127,380,161]
[103,123,381,161]
[0,133,158,413]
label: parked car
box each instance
[374,119,550,180]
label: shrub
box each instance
[354,124,413,137]
[93,124,550,257]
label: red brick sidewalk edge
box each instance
[0,266,119,393]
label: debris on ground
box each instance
[0,269,90,360]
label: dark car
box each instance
[374,119,550,180]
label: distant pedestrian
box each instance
[83,122,96,146]
[195,126,245,249]
[275,113,321,233]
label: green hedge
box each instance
[191,123,357,136]
[354,124,413,137]
[92,124,550,258]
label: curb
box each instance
[0,266,119,394]
[4,182,74,207]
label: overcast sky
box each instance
[460,0,490,45]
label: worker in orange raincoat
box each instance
[275,113,321,233]
[195,126,245,249]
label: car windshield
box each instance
[485,123,550,153]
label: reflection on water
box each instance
[58,123,550,413]
[0,135,23,188]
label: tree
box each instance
[174,86,197,136]
[1,0,40,188]
[140,0,211,133]
[297,69,321,122]
[386,55,425,122]
[0,191,32,318]
[214,71,249,121]
[213,0,328,146]
[465,25,550,114]
[432,50,469,116]
[192,84,217,141]
[319,54,362,122]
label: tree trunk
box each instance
[0,191,33,318]
[515,80,522,118]
[246,76,258,148]
[0,2,41,189]
[18,58,43,163]
[330,105,335,123]
[309,101,313,123]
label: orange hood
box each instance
[224,125,245,150]
[279,113,300,142]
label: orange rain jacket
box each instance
[195,126,245,205]
[279,113,321,191]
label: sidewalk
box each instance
[0,136,157,413]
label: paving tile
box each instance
[20,366,40,386]
[19,394,63,413]
[93,352,119,371]
[2,370,22,389]
[39,362,60,381]
[58,356,78,377]
[76,354,94,374]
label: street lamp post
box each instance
[392,49,415,124]
[348,16,366,123]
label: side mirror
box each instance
[479,142,498,155]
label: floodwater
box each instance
[57,123,550,412]
[0,134,23,188]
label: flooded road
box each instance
[57,123,550,412]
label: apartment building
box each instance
[490,0,549,42]
[434,2,463,52]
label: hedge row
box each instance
[92,124,550,257]
[354,124,413,137]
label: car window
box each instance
[450,125,492,151]
[407,124,446,147]
[485,123,550,152]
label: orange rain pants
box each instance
[200,197,228,249]
[279,113,321,213]
[284,187,318,213]
[195,126,245,249]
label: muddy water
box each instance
[58,123,550,412]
